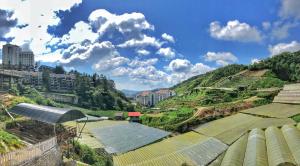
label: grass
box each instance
[0,130,25,154]
[292,114,300,123]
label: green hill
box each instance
[141,51,300,131]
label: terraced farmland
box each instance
[114,132,228,166]
[241,103,300,118]
[193,113,263,144]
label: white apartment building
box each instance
[136,89,176,107]
[2,44,34,70]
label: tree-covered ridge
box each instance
[249,51,300,81]
[72,72,132,111]
[173,64,247,94]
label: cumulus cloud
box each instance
[269,41,300,56]
[0,9,18,37]
[161,33,175,43]
[57,21,98,45]
[251,58,260,64]
[204,51,238,66]
[271,21,299,40]
[279,0,300,20]
[209,20,262,42]
[166,59,213,84]
[156,47,176,58]
[128,58,158,67]
[93,56,129,72]
[168,59,192,73]
[136,49,150,56]
[89,9,154,38]
[118,34,162,48]
[1,0,82,55]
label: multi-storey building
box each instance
[136,89,176,107]
[2,44,34,70]
[49,73,76,93]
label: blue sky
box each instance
[0,0,300,90]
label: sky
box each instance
[0,0,300,90]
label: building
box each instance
[41,92,78,104]
[136,89,176,107]
[49,73,76,93]
[2,44,34,70]
[128,112,141,122]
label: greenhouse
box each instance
[9,103,85,124]
[91,123,170,154]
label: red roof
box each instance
[128,112,141,117]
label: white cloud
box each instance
[271,21,299,40]
[89,9,154,37]
[279,0,300,19]
[1,0,82,55]
[204,51,238,66]
[136,49,150,56]
[262,22,271,30]
[93,56,129,71]
[156,47,176,58]
[111,67,132,77]
[161,33,175,43]
[166,59,213,84]
[209,20,262,42]
[128,58,158,67]
[251,58,260,64]
[269,41,300,56]
[58,21,98,45]
[168,59,192,73]
[118,34,162,48]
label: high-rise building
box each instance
[2,44,34,70]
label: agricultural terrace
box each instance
[114,132,228,166]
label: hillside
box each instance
[140,51,300,131]
[173,51,300,95]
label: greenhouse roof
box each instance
[91,123,170,154]
[10,103,85,124]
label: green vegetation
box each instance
[140,107,194,129]
[73,141,112,166]
[0,130,25,154]
[292,114,300,123]
[72,72,133,111]
[249,51,300,81]
[173,64,247,95]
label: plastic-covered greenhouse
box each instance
[9,103,85,124]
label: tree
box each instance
[42,70,50,91]
[53,65,65,74]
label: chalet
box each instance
[128,112,141,122]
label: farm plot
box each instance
[249,118,296,129]
[92,123,170,154]
[193,113,262,145]
[241,103,300,118]
[114,132,228,166]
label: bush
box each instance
[73,141,111,166]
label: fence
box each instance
[0,137,57,166]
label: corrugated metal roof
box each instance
[91,123,170,154]
[128,112,141,117]
[10,103,85,124]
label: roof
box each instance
[114,132,228,166]
[210,125,300,166]
[10,103,85,124]
[91,123,170,154]
[273,83,300,104]
[128,112,141,117]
